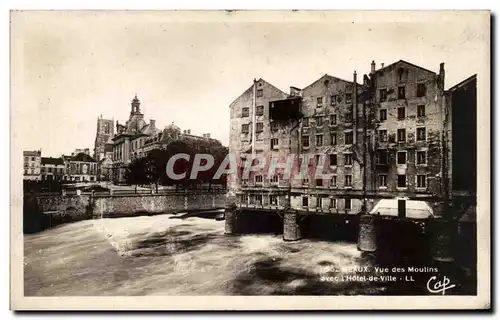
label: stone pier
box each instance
[357,214,377,252]
[431,219,456,262]
[283,212,302,241]
[224,203,238,235]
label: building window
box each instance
[315,135,323,147]
[398,86,406,99]
[417,127,426,141]
[330,95,337,106]
[317,97,323,107]
[397,151,407,164]
[271,122,278,132]
[302,135,310,148]
[242,107,249,117]
[329,154,337,166]
[379,89,387,102]
[330,198,337,208]
[314,154,321,165]
[344,153,353,166]
[271,138,278,149]
[255,175,263,184]
[344,131,353,145]
[398,68,406,81]
[417,83,427,97]
[302,117,309,127]
[397,107,406,120]
[303,177,309,185]
[345,175,353,187]
[345,198,351,210]
[380,109,387,121]
[330,114,337,125]
[255,195,263,205]
[257,89,263,97]
[397,174,407,188]
[378,175,388,188]
[302,197,309,207]
[417,151,427,165]
[330,175,337,187]
[345,111,353,123]
[378,130,387,142]
[417,174,427,188]
[376,149,388,165]
[24,170,27,175]
[270,175,279,184]
[256,105,264,116]
[316,116,323,127]
[397,129,406,142]
[417,105,426,117]
[316,179,323,187]
[270,195,278,205]
[316,197,323,208]
[331,133,337,146]
[256,122,264,133]
[31,157,35,161]
[345,93,352,104]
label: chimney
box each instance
[370,60,376,74]
[206,133,211,139]
[439,62,445,89]
[187,129,191,135]
[353,70,357,84]
[202,134,206,138]
[150,119,156,128]
[381,63,384,68]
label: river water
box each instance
[24,212,475,296]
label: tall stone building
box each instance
[229,75,366,214]
[228,60,449,217]
[93,115,115,162]
[365,60,447,199]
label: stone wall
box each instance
[93,192,227,218]
[24,192,227,233]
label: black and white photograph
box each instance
[10,10,490,310]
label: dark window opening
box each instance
[397,174,407,188]
[397,129,406,142]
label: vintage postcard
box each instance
[10,10,490,310]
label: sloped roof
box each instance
[41,157,64,165]
[375,59,437,75]
[302,73,356,91]
[370,199,434,219]
[229,78,287,107]
[71,152,96,162]
[447,74,477,92]
[23,150,41,156]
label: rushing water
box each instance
[24,212,475,296]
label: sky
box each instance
[11,11,489,158]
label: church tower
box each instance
[130,94,142,116]
[93,115,115,161]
